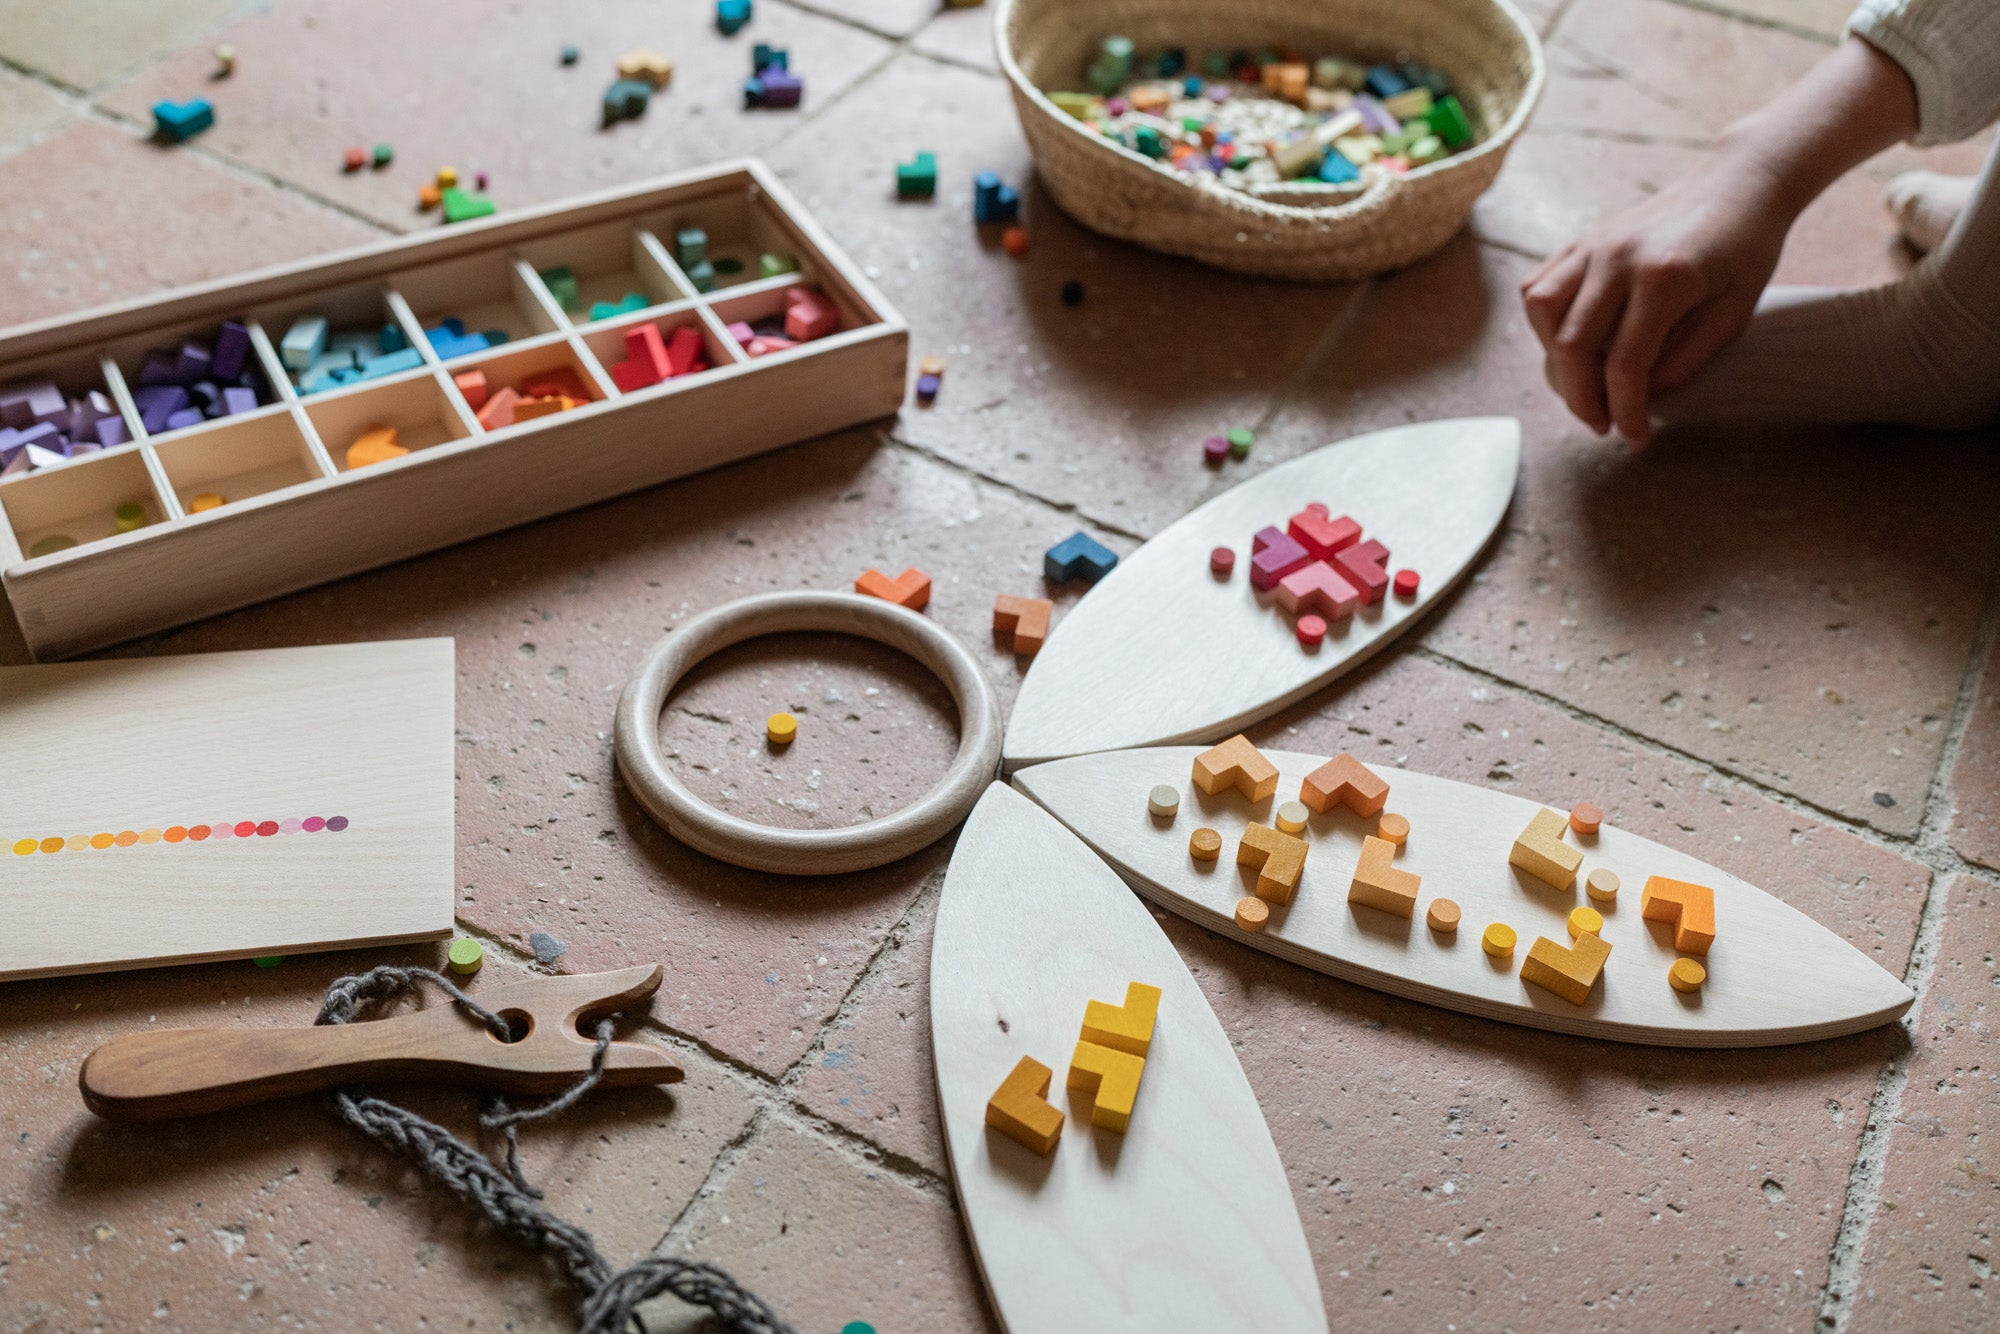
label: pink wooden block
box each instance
[1249,525,1310,591]
[1276,560,1360,620]
[1287,508,1360,560]
[783,287,839,342]
[1333,537,1391,603]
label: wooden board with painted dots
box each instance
[0,160,907,662]
[1011,745,1915,1047]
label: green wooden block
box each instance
[1407,135,1448,166]
[371,142,393,168]
[1133,125,1164,159]
[1226,427,1253,459]
[440,188,495,225]
[1427,95,1473,149]
[675,227,708,266]
[1049,92,1096,121]
[539,265,581,312]
[895,151,937,198]
[685,259,716,293]
[758,252,798,279]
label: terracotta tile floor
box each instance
[1,1,1995,1331]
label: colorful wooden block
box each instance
[1509,807,1582,891]
[1234,896,1270,931]
[475,386,521,430]
[896,151,938,199]
[1237,822,1307,903]
[1209,545,1235,577]
[716,0,752,34]
[993,593,1053,655]
[1520,930,1612,1005]
[1044,530,1117,584]
[151,99,214,142]
[1275,560,1360,621]
[1585,868,1620,903]
[1569,801,1603,835]
[616,49,675,88]
[1298,751,1388,818]
[1376,812,1410,846]
[1568,906,1603,939]
[1274,800,1310,835]
[346,424,408,470]
[1067,1040,1146,1133]
[1189,826,1221,860]
[972,171,1019,225]
[1146,784,1179,819]
[1287,508,1360,560]
[1669,958,1707,993]
[1295,614,1326,647]
[1392,568,1420,599]
[1332,538,1391,604]
[612,323,672,391]
[783,287,838,342]
[1640,876,1716,955]
[986,1055,1064,1155]
[1425,897,1460,933]
[1249,525,1310,591]
[1348,834,1418,919]
[602,78,652,125]
[1192,734,1279,803]
[1081,981,1161,1057]
[440,188,496,225]
[766,711,797,745]
[1481,922,1516,957]
[665,324,706,375]
[854,567,931,610]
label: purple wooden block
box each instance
[24,442,68,470]
[163,408,204,432]
[220,386,257,416]
[1249,525,1310,591]
[212,320,251,380]
[0,427,22,465]
[93,414,130,448]
[66,390,113,437]
[136,348,181,387]
[0,448,26,477]
[0,390,29,428]
[175,338,213,382]
[134,385,189,432]
[915,372,940,403]
[23,382,64,425]
[758,68,802,106]
[190,381,223,415]
[1353,94,1398,136]
[15,420,60,453]
[69,441,102,457]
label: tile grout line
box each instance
[1812,551,2000,1331]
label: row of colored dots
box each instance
[11,816,348,856]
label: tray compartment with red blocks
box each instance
[0,160,907,660]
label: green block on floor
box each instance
[896,151,937,198]
[440,188,496,225]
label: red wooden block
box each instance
[611,358,654,393]
[993,593,1054,655]
[1393,568,1420,599]
[1209,546,1234,577]
[1333,538,1390,604]
[665,324,705,376]
[1275,560,1359,621]
[784,287,840,342]
[1249,525,1309,592]
[1295,613,1326,647]
[855,567,931,610]
[452,369,488,411]
[1287,508,1360,560]
[618,324,671,389]
[521,366,593,402]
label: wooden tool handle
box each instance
[81,1022,422,1120]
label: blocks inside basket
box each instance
[712,283,847,358]
[452,341,607,430]
[518,219,691,322]
[0,352,134,480]
[0,447,163,556]
[580,313,729,392]
[259,285,432,398]
[109,316,277,440]
[644,190,811,294]
[151,410,325,515]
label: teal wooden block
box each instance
[152,99,214,142]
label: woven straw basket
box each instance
[995,0,1545,281]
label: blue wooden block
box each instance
[358,347,424,380]
[1363,65,1409,99]
[1317,152,1359,184]
[973,171,1020,225]
[1044,531,1118,584]
[152,99,214,142]
[716,0,752,35]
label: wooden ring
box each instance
[614,591,1002,874]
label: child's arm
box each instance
[1520,37,1918,444]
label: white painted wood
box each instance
[932,783,1327,1334]
[1003,418,1519,769]
[0,640,455,981]
[1013,748,1914,1047]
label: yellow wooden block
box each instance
[1669,957,1707,993]
[1274,799,1310,835]
[1585,868,1620,903]
[1192,734,1279,803]
[1567,906,1603,939]
[1067,1040,1146,1133]
[1641,876,1716,955]
[1509,807,1583,891]
[1520,931,1612,1005]
[1189,826,1221,861]
[1237,822,1308,903]
[766,712,797,744]
[1347,833,1418,919]
[1482,922,1516,957]
[987,1055,1064,1155]
[1080,981,1161,1057]
[189,492,225,512]
[1376,812,1410,846]
[616,48,676,88]
[346,423,407,470]
[1234,896,1269,931]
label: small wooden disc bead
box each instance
[1425,897,1460,932]
[1274,800,1309,835]
[766,712,798,744]
[1569,800,1603,835]
[1209,545,1235,577]
[1585,868,1620,903]
[1189,827,1222,861]
[1376,812,1410,845]
[1482,922,1516,958]
[447,938,484,975]
[1234,896,1270,931]
[1567,906,1603,939]
[1392,568,1420,599]
[1669,958,1707,993]
[1295,614,1326,647]
[1147,784,1180,819]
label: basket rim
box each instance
[990,0,1547,220]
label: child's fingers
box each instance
[1521,248,1588,346]
[1604,265,1705,444]
[1549,256,1629,434]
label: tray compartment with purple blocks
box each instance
[0,160,907,660]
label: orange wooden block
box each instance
[1234,896,1269,931]
[1519,930,1612,1005]
[1001,226,1030,255]
[1641,876,1716,955]
[993,593,1053,655]
[1080,981,1161,1057]
[345,424,407,470]
[1425,897,1460,932]
[1298,751,1388,818]
[1066,1040,1147,1133]
[1192,734,1279,803]
[522,367,593,402]
[854,567,931,610]
[453,369,488,411]
[1569,800,1603,835]
[418,183,442,210]
[1189,827,1222,861]
[1236,822,1308,903]
[1509,807,1582,891]
[1348,833,1418,919]
[475,386,521,430]
[1376,812,1410,846]
[512,395,566,422]
[986,1055,1063,1156]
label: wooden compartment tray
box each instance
[0,160,907,660]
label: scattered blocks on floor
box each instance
[854,566,931,610]
[1067,1039,1146,1133]
[1192,734,1279,803]
[993,593,1053,656]
[1226,427,1254,459]
[343,146,367,172]
[915,354,944,404]
[897,151,938,199]
[616,49,675,88]
[1237,822,1308,903]
[1509,807,1583,891]
[987,1055,1064,1155]
[1044,530,1117,584]
[1640,876,1716,955]
[1520,930,1612,1005]
[973,171,1020,224]
[716,0,752,34]
[151,99,214,142]
[766,711,797,745]
[1298,751,1388,818]
[1348,833,1418,919]
[446,937,483,975]
[603,78,653,125]
[1080,982,1160,1057]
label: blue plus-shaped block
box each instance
[1044,531,1118,584]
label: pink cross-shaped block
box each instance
[1287,508,1360,560]
[1250,525,1310,591]
[1276,560,1360,620]
[1334,538,1391,604]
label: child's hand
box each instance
[1520,159,1793,445]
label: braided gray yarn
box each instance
[316,966,795,1334]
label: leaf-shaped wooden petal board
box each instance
[1014,750,1914,1048]
[1003,417,1519,770]
[932,783,1327,1334]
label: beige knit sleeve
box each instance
[1848,0,2000,145]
